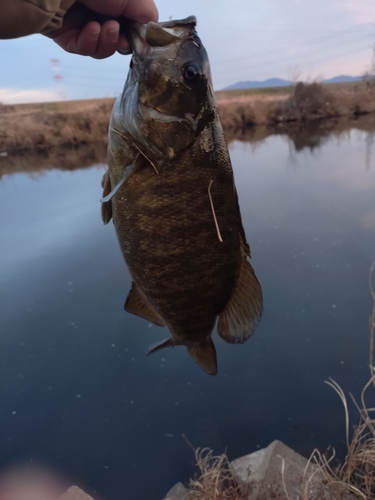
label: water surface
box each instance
[1,121,375,499]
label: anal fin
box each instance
[101,170,113,224]
[218,247,263,344]
[147,337,174,355]
[125,282,165,327]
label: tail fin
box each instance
[147,337,218,375]
[187,338,217,376]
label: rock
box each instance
[231,440,355,500]
[231,440,313,499]
[58,486,94,500]
[162,482,190,500]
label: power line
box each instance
[212,41,372,76]
[211,29,375,67]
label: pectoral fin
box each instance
[218,245,263,344]
[187,339,217,376]
[100,153,141,205]
[101,170,112,224]
[125,282,165,327]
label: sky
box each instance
[1,0,375,103]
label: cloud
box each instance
[0,88,61,104]
[339,0,375,23]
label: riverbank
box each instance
[217,80,375,129]
[1,81,375,153]
[0,99,113,153]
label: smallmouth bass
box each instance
[101,16,263,375]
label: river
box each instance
[0,117,375,499]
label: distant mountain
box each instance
[224,75,362,90]
[225,78,291,90]
[323,75,361,84]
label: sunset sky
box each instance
[1,0,375,103]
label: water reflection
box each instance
[225,113,375,161]
[0,143,107,179]
[0,117,375,500]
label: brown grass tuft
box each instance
[272,82,375,125]
[272,82,339,122]
[187,448,249,500]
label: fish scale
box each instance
[114,169,238,329]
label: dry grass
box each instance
[217,94,282,130]
[2,81,375,153]
[271,82,375,124]
[0,98,114,153]
[216,86,293,99]
[187,448,249,500]
[218,81,375,133]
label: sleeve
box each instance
[0,0,76,39]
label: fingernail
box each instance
[108,27,119,43]
[92,28,100,40]
[118,48,132,55]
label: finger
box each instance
[75,21,101,55]
[92,20,120,59]
[52,29,81,53]
[52,21,101,56]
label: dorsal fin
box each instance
[218,237,263,344]
[101,170,112,224]
[125,282,165,327]
[187,338,217,376]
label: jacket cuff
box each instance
[41,0,76,34]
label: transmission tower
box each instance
[370,35,375,76]
[51,58,65,100]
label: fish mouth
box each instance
[126,16,197,56]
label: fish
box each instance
[101,16,263,375]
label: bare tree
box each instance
[287,64,302,86]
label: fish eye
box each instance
[182,62,201,82]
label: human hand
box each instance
[46,0,158,59]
